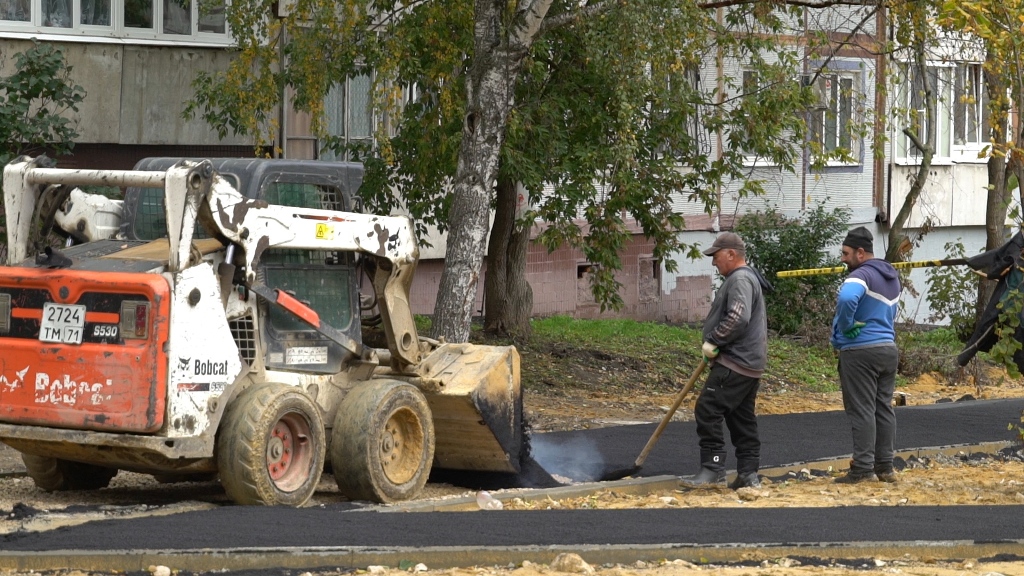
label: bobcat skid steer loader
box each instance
[0,155,523,506]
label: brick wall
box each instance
[408,234,713,323]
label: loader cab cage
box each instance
[260,180,357,339]
[120,158,366,374]
[121,158,363,240]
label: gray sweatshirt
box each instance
[702,265,770,378]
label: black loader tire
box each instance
[21,454,118,491]
[216,383,326,506]
[331,381,434,503]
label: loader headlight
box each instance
[119,300,150,339]
[0,293,9,334]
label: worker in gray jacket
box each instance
[682,232,772,490]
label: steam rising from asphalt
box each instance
[529,434,605,483]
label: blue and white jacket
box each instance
[830,259,901,350]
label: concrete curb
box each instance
[373,475,683,513]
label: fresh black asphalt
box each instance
[530,397,1024,481]
[3,505,1024,550]
[2,398,1023,552]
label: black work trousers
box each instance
[693,363,761,475]
[838,344,898,474]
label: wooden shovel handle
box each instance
[633,357,709,468]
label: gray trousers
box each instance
[837,344,899,473]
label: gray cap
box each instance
[703,232,746,256]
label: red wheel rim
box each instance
[266,412,314,492]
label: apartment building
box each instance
[2,2,998,324]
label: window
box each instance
[321,74,375,161]
[0,0,30,21]
[898,65,941,158]
[953,63,988,150]
[261,182,354,335]
[653,63,709,157]
[80,0,109,25]
[897,63,989,161]
[42,0,71,26]
[0,0,228,43]
[809,73,858,158]
[738,70,759,158]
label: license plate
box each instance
[40,303,86,345]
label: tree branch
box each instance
[698,0,880,8]
[902,127,925,152]
[538,0,615,35]
[514,0,556,47]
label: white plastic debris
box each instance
[476,490,503,510]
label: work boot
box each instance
[874,466,897,483]
[728,472,761,490]
[834,469,878,484]
[680,467,726,487]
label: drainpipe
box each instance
[278,26,288,159]
[715,6,724,228]
[801,6,809,211]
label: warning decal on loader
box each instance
[315,223,335,240]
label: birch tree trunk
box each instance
[430,0,552,343]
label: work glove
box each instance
[843,321,866,339]
[701,341,719,360]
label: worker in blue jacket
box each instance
[831,226,901,483]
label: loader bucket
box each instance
[417,343,523,474]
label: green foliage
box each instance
[525,316,843,393]
[492,317,977,397]
[514,3,820,309]
[0,41,85,260]
[189,0,839,312]
[925,240,978,342]
[735,203,851,339]
[0,41,84,166]
[989,269,1024,378]
[766,337,840,393]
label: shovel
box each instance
[597,357,709,481]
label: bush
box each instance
[925,240,978,343]
[896,326,963,379]
[735,203,850,341]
